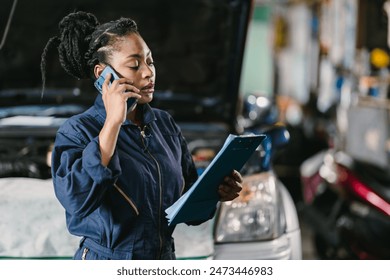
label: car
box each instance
[0,0,301,260]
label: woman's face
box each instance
[108,33,156,105]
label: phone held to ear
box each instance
[94,65,137,112]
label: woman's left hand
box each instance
[218,170,243,202]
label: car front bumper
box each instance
[213,229,302,260]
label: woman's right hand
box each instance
[101,73,141,126]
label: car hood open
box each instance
[0,0,253,127]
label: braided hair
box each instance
[40,11,138,96]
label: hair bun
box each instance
[59,11,100,39]
[56,11,100,79]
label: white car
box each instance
[0,0,301,260]
[0,154,301,260]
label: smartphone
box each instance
[94,65,137,112]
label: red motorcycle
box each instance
[300,148,390,259]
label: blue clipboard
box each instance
[165,134,266,226]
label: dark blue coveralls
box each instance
[51,94,200,259]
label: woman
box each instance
[41,11,242,260]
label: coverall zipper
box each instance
[139,125,164,259]
[81,247,89,260]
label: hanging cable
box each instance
[0,0,18,51]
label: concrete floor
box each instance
[299,218,318,259]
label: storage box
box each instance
[345,97,390,169]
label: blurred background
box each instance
[1,0,390,260]
[243,0,390,259]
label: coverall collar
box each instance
[93,93,157,126]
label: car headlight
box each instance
[214,172,285,243]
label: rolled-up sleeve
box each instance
[82,136,121,184]
[52,131,121,218]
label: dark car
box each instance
[0,0,301,259]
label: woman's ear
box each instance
[94,64,105,79]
